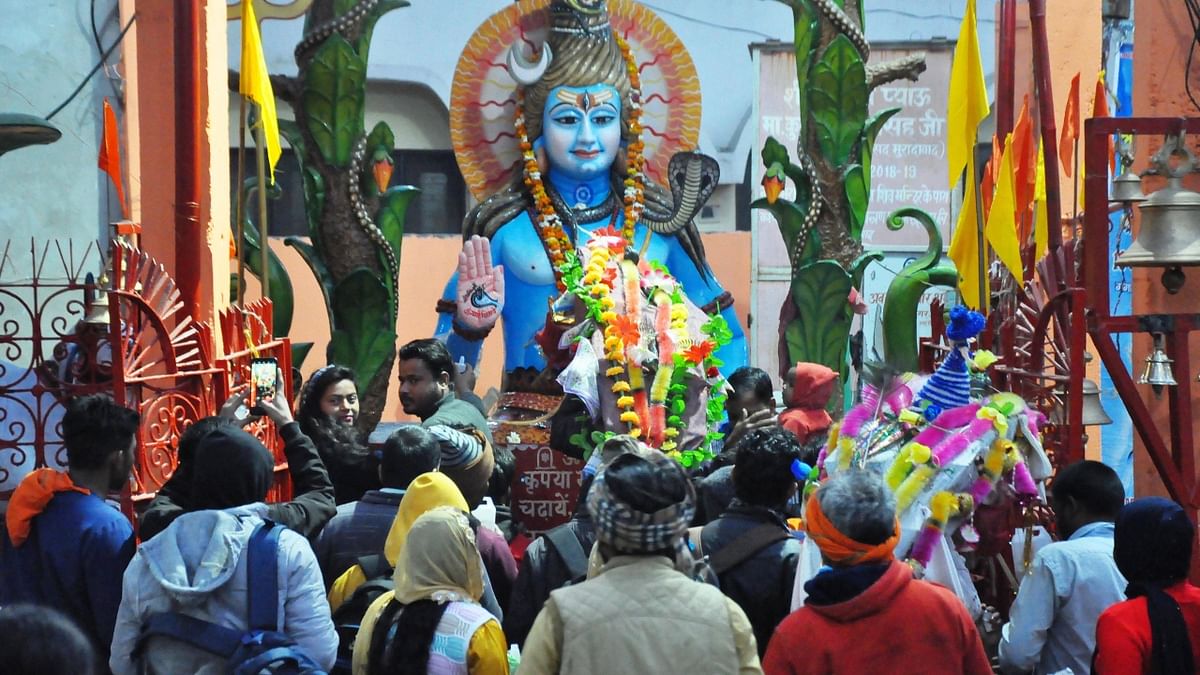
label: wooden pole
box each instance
[973,155,989,312]
[255,119,270,302]
[1029,0,1064,254]
[236,96,247,305]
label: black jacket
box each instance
[503,514,595,647]
[139,421,337,540]
[699,501,801,656]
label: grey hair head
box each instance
[816,470,897,545]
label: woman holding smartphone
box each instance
[297,365,379,504]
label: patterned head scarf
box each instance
[587,448,695,571]
[392,506,485,605]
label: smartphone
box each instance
[249,357,278,416]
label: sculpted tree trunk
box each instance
[753,0,927,390]
[269,0,416,432]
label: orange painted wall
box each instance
[258,230,753,424]
[1127,1,1200,500]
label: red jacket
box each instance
[763,560,991,675]
[1093,581,1200,675]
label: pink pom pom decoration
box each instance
[1013,460,1037,496]
[909,524,941,567]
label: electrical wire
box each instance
[640,2,778,40]
[44,14,136,121]
[1185,0,1200,111]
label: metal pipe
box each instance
[1029,0,1064,253]
[174,0,204,320]
[996,0,1017,138]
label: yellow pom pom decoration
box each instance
[611,381,631,394]
[599,296,616,310]
[601,311,618,323]
[616,395,635,408]
[620,411,641,425]
[898,409,922,425]
[971,349,999,371]
[929,491,959,525]
[606,366,626,377]
[895,464,936,513]
[884,445,914,491]
[909,442,932,465]
[976,406,1009,436]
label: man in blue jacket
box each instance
[1,394,140,663]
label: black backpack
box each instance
[330,554,395,675]
[543,523,590,586]
[135,521,328,675]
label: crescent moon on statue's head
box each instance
[506,42,553,86]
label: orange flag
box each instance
[1059,72,1080,177]
[980,135,1001,216]
[98,97,128,219]
[1012,95,1038,221]
[1092,70,1114,172]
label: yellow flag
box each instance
[946,0,990,187]
[1034,138,1049,260]
[948,155,985,310]
[240,0,281,184]
[985,134,1024,284]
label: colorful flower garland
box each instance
[515,91,570,292]
[615,34,645,244]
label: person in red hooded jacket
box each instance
[778,362,837,463]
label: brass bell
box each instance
[1050,379,1113,426]
[83,291,110,325]
[1116,136,1200,293]
[1138,334,1177,391]
[1110,168,1146,204]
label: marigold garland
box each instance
[512,36,646,292]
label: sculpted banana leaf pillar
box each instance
[753,0,927,387]
[259,0,416,433]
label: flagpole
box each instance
[236,95,247,306]
[255,117,270,303]
[973,157,988,311]
[1072,135,1080,234]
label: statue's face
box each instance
[541,84,622,182]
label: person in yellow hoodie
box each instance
[352,506,509,675]
[327,471,504,619]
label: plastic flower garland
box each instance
[614,34,646,244]
[564,237,730,466]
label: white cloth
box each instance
[997,521,1126,675]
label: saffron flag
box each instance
[1093,70,1114,172]
[985,133,1024,284]
[1060,72,1080,177]
[240,0,281,184]
[97,97,128,219]
[946,0,990,187]
[1034,139,1049,261]
[949,156,986,310]
[1012,95,1037,220]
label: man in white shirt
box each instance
[998,460,1128,674]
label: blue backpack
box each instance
[135,521,328,675]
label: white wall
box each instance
[0,0,125,250]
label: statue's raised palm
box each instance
[456,235,505,332]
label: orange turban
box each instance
[804,491,899,565]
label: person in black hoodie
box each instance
[139,375,336,541]
[697,426,803,656]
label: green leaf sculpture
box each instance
[788,261,854,372]
[328,267,397,381]
[810,35,867,168]
[302,35,366,167]
[881,208,960,371]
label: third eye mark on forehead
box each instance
[553,87,615,112]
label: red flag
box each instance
[1059,72,1080,177]
[1091,71,1115,172]
[1012,95,1037,219]
[98,98,128,218]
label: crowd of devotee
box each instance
[0,338,1196,674]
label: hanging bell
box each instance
[1110,168,1146,204]
[83,291,110,325]
[1138,335,1177,390]
[1116,137,1200,293]
[1050,379,1113,426]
